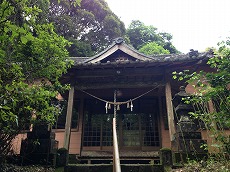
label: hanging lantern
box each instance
[108,103,111,109]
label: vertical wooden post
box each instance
[158,96,163,146]
[64,86,75,149]
[78,98,84,133]
[165,82,176,141]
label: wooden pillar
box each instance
[64,86,75,149]
[165,82,176,141]
[158,96,164,147]
[78,98,84,132]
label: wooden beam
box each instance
[75,82,165,90]
[64,86,75,149]
[77,74,163,84]
[72,67,165,78]
[165,82,176,141]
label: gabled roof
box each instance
[73,37,153,63]
[70,37,213,68]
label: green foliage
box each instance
[68,39,93,57]
[126,20,179,54]
[49,0,125,55]
[0,0,72,159]
[172,42,230,155]
[183,159,230,172]
[139,42,170,55]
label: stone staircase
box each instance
[65,150,164,172]
[79,150,160,164]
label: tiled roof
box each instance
[70,38,213,67]
[70,57,90,63]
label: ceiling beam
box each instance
[75,81,165,90]
[69,67,165,78]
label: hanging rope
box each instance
[77,85,162,113]
[77,85,161,105]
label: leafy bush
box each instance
[0,164,55,172]
[182,159,230,172]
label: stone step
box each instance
[78,158,160,165]
[65,164,164,172]
[80,150,159,158]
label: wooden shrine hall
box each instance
[55,38,213,163]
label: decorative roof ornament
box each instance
[189,49,199,57]
[114,37,124,44]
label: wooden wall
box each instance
[55,131,82,154]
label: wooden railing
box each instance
[113,118,121,172]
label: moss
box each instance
[160,148,172,166]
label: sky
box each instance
[105,0,230,53]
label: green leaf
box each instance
[21,36,28,44]
[25,33,34,41]
[1,106,11,110]
[75,0,82,6]
[18,27,26,34]
[179,76,183,81]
